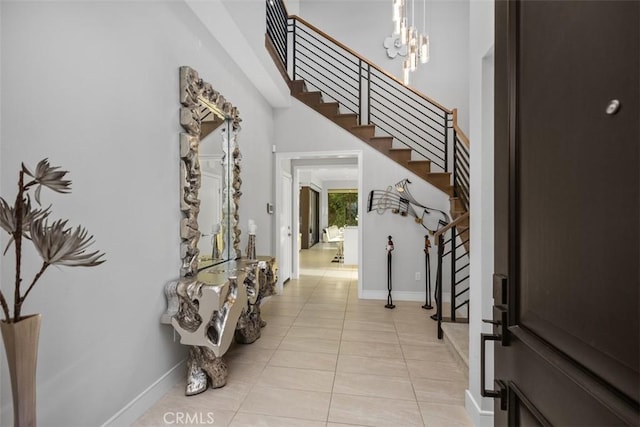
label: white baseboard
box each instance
[101,358,186,427]
[360,290,451,303]
[465,389,494,427]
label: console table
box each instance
[161,256,277,395]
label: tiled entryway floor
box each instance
[134,244,472,426]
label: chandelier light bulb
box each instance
[400,18,409,44]
[420,34,430,63]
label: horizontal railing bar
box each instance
[295,59,359,102]
[266,8,287,36]
[294,54,359,97]
[296,25,361,68]
[267,25,286,51]
[455,253,468,262]
[455,300,469,310]
[290,15,453,115]
[455,275,470,285]
[295,69,359,113]
[295,43,360,85]
[268,35,287,62]
[369,112,447,166]
[369,101,446,147]
[456,138,470,155]
[369,86,447,136]
[267,4,287,26]
[456,169,470,189]
[456,182,470,203]
[455,141,470,158]
[368,106,446,153]
[455,287,470,298]
[369,113,446,159]
[455,147,470,165]
[370,72,449,120]
[455,264,469,274]
[456,155,470,173]
[456,240,469,250]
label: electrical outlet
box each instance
[415,272,421,281]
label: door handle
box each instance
[481,331,507,410]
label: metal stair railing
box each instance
[433,212,470,339]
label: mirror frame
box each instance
[179,66,242,278]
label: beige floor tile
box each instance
[336,354,409,377]
[256,366,335,392]
[259,325,291,338]
[341,329,399,344]
[297,308,346,320]
[225,346,276,365]
[412,377,468,405]
[406,359,467,382]
[327,424,369,427]
[395,319,437,334]
[293,316,344,329]
[398,331,442,346]
[263,315,297,327]
[279,336,341,354]
[268,349,338,371]
[339,340,404,359]
[238,385,331,421]
[226,361,267,385]
[333,372,415,400]
[343,319,396,332]
[419,401,474,426]
[247,334,284,350]
[328,394,423,426]
[286,326,343,340]
[230,413,326,427]
[402,343,452,361]
[304,301,347,313]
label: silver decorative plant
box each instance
[0,158,106,323]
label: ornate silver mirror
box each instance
[179,66,242,276]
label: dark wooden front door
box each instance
[492,1,639,425]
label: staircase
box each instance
[265,0,470,338]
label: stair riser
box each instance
[316,103,340,118]
[408,162,431,176]
[334,115,359,128]
[296,92,322,106]
[351,126,375,140]
[389,150,412,163]
[367,139,393,153]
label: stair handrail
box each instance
[289,15,453,116]
[434,212,469,241]
[452,109,470,149]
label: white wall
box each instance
[466,0,495,426]
[275,98,450,300]
[0,2,274,425]
[299,0,470,132]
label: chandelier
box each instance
[392,0,430,85]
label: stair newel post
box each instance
[366,64,371,125]
[358,59,363,125]
[451,226,457,321]
[436,233,444,339]
[292,19,297,80]
[422,234,433,310]
[443,112,449,172]
[385,236,395,309]
[453,130,458,198]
